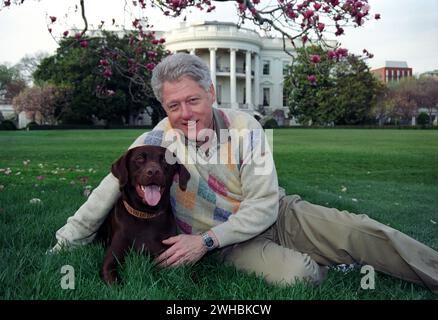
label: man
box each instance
[52,53,438,293]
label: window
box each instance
[263,88,270,106]
[283,61,290,75]
[262,60,270,75]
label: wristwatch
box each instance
[201,232,215,251]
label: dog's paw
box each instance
[101,270,121,286]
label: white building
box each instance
[160,21,300,122]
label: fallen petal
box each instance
[29,198,42,204]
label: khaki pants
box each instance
[216,195,438,294]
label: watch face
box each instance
[205,237,214,247]
[203,233,214,249]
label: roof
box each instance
[385,61,409,68]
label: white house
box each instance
[160,20,301,122]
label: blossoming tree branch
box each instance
[1,0,380,100]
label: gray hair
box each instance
[151,53,212,103]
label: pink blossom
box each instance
[307,75,317,84]
[336,47,348,57]
[313,3,322,11]
[49,16,57,23]
[4,1,11,7]
[103,68,112,78]
[375,13,381,20]
[310,54,321,64]
[36,175,45,181]
[147,51,157,59]
[79,177,89,184]
[80,40,89,48]
[75,32,82,40]
[99,59,109,66]
[327,50,337,60]
[303,9,314,19]
[146,63,156,71]
[63,30,69,37]
[317,22,325,32]
[335,26,344,36]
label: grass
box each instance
[0,129,437,300]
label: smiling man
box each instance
[51,53,438,294]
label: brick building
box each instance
[371,61,413,83]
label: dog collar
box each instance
[122,200,164,219]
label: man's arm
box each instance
[212,122,279,248]
[50,132,150,252]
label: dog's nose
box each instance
[146,167,160,177]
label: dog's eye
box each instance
[135,156,145,164]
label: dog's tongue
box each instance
[144,185,161,206]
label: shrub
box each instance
[417,112,430,126]
[0,120,17,130]
[263,118,279,129]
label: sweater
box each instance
[55,108,279,248]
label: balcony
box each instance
[216,66,254,78]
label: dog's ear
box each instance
[176,163,191,191]
[111,149,133,188]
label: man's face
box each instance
[161,76,215,140]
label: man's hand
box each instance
[155,234,207,268]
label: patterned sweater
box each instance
[55,108,279,248]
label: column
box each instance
[254,53,260,108]
[230,48,237,109]
[209,48,217,92]
[245,50,252,109]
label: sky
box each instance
[0,0,437,75]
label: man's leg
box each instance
[216,226,328,287]
[276,195,438,293]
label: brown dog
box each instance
[97,145,190,285]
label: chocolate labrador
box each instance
[97,145,190,285]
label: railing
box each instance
[217,66,254,75]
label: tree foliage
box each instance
[12,83,72,125]
[284,45,382,125]
[383,77,438,125]
[0,64,27,101]
[33,32,168,124]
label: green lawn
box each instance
[0,129,437,300]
